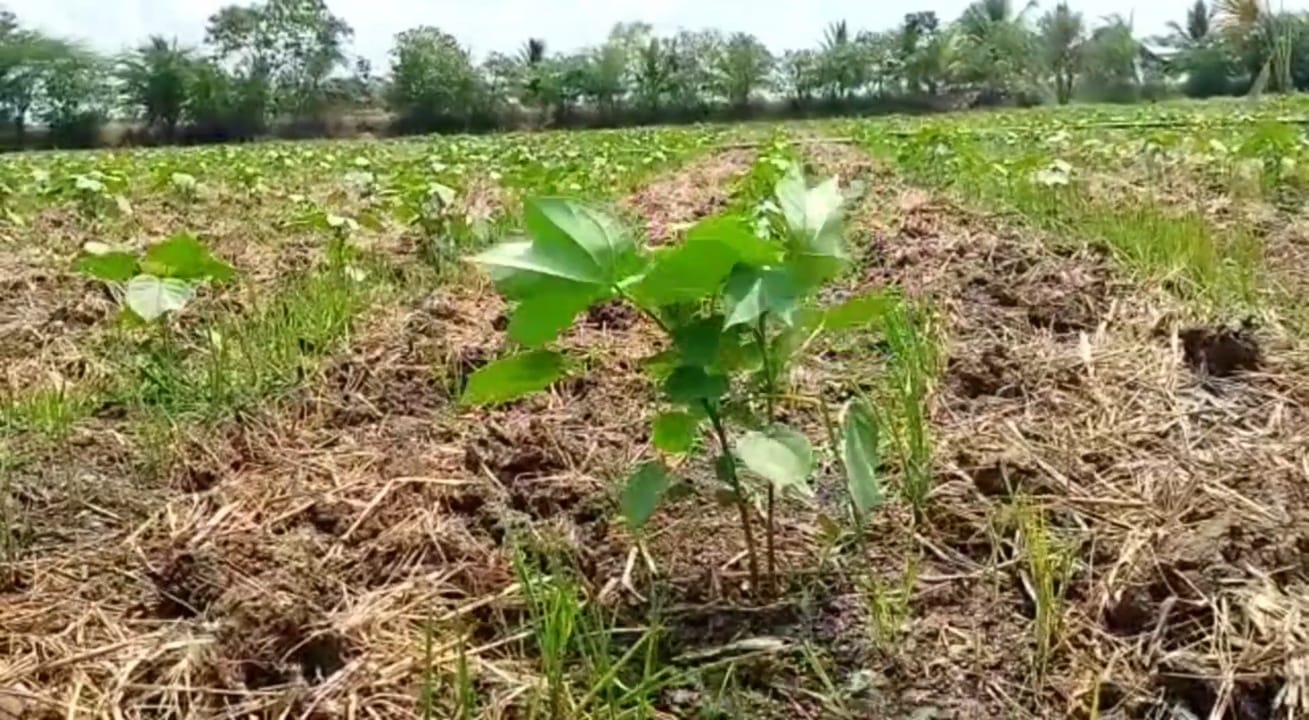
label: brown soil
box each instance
[619,148,755,245]
[808,142,1309,720]
[0,150,773,717]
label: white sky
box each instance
[7,0,1309,68]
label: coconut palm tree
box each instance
[956,0,1040,93]
[1039,2,1085,103]
[1215,0,1292,93]
[116,35,196,139]
[517,38,547,67]
[1164,0,1215,47]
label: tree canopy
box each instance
[3,0,1309,148]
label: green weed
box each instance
[128,263,380,420]
[1010,498,1076,681]
[512,546,678,719]
[0,386,87,439]
[877,301,939,519]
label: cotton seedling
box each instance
[461,163,886,595]
[74,233,235,322]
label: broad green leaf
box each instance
[771,307,823,363]
[823,290,899,331]
[663,366,728,405]
[461,350,566,406]
[472,239,604,286]
[684,215,781,266]
[622,461,673,531]
[507,283,603,347]
[653,411,701,454]
[524,198,636,285]
[723,265,798,328]
[630,238,739,306]
[140,234,235,282]
[775,169,848,290]
[735,424,814,494]
[639,349,680,379]
[717,332,764,373]
[631,217,780,308]
[75,251,137,283]
[673,315,723,367]
[840,399,882,517]
[125,275,195,321]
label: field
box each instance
[1,98,1307,719]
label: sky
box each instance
[7,0,1309,69]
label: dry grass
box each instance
[812,141,1309,718]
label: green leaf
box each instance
[75,251,137,283]
[630,216,780,308]
[524,198,637,285]
[775,169,848,290]
[717,332,764,373]
[663,366,728,405]
[125,275,196,321]
[473,239,605,287]
[140,234,235,282]
[735,424,814,494]
[622,461,673,531]
[771,307,823,362]
[653,411,701,454]
[507,283,603,347]
[823,290,899,331]
[841,399,882,518]
[640,349,680,379]
[685,215,781,266]
[673,315,723,367]
[631,240,738,306]
[461,350,566,406]
[723,265,798,328]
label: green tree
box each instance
[205,0,353,118]
[899,12,948,94]
[1039,2,1085,103]
[387,26,482,129]
[0,15,79,140]
[1080,14,1146,101]
[818,20,867,99]
[633,37,673,112]
[713,32,772,108]
[117,36,196,139]
[667,30,722,114]
[956,0,1040,94]
[583,39,628,118]
[778,49,821,106]
[1216,0,1294,94]
[1165,0,1215,47]
[36,43,108,144]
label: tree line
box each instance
[0,0,1306,149]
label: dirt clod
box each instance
[1180,322,1262,377]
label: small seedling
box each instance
[463,164,889,595]
[75,233,235,322]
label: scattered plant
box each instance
[463,164,889,594]
[75,233,235,322]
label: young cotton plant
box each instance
[462,165,886,594]
[75,233,235,322]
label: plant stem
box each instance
[754,317,778,596]
[616,286,670,333]
[704,401,762,593]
